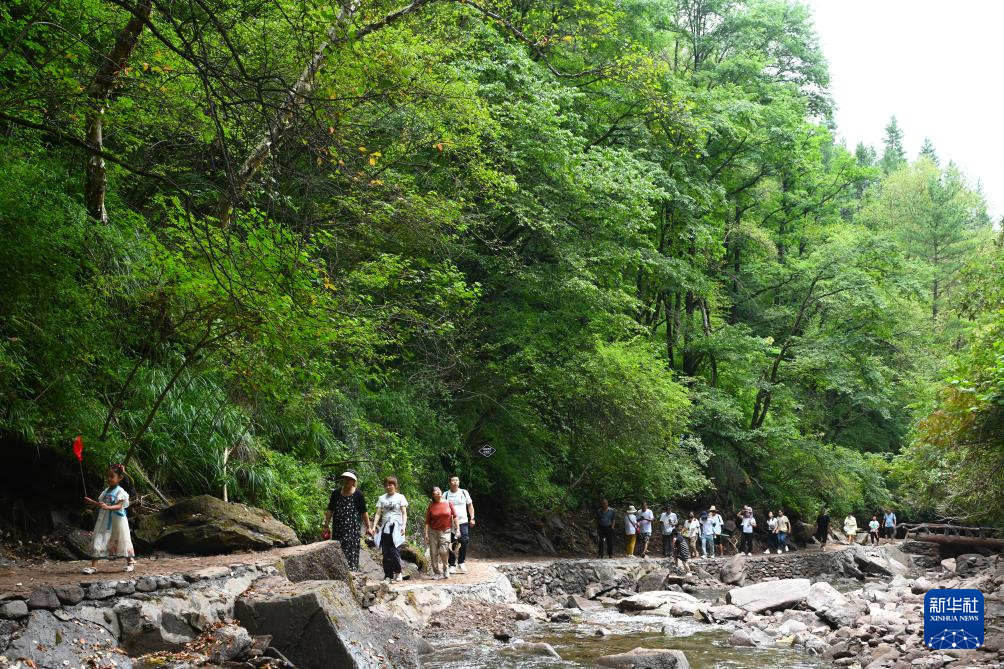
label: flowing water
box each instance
[422,607,825,668]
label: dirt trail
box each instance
[0,545,543,597]
[0,540,867,598]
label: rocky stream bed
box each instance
[0,539,1001,669]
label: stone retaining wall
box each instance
[0,563,273,668]
[0,542,419,669]
[500,547,909,604]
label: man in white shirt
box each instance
[709,506,724,557]
[637,501,655,558]
[443,476,475,573]
[659,504,678,557]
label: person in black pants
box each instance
[596,498,616,558]
[737,506,756,556]
[816,508,831,547]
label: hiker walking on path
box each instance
[869,515,880,544]
[816,508,830,547]
[882,509,897,542]
[322,470,372,571]
[765,510,778,554]
[624,505,639,557]
[737,506,756,556]
[373,476,409,582]
[596,498,616,558]
[443,476,474,574]
[671,520,691,574]
[776,509,791,553]
[424,486,459,579]
[709,506,724,557]
[660,504,678,557]
[82,463,136,574]
[686,511,701,558]
[637,501,654,558]
[843,512,858,544]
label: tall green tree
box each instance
[880,115,907,174]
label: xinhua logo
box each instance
[924,589,984,650]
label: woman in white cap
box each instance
[624,505,639,557]
[321,470,372,571]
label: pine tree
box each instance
[855,142,877,167]
[919,137,939,165]
[880,115,907,174]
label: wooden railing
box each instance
[901,523,1004,539]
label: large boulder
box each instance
[719,554,747,585]
[282,541,351,582]
[6,610,133,669]
[955,553,991,577]
[617,590,699,612]
[898,540,941,568]
[804,581,860,627]
[235,578,421,669]
[637,570,671,592]
[726,578,811,613]
[134,495,299,554]
[696,604,745,623]
[596,647,690,668]
[850,546,906,576]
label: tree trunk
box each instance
[217,0,434,222]
[682,290,699,376]
[84,0,153,222]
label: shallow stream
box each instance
[423,606,825,668]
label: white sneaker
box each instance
[395,573,404,582]
[784,546,789,552]
[443,570,450,579]
[458,564,467,573]
[124,564,135,572]
[777,549,782,554]
[447,566,454,575]
[82,567,96,575]
[763,550,770,554]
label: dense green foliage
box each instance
[1,0,1000,534]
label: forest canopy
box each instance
[1,0,1001,533]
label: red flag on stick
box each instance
[73,435,87,499]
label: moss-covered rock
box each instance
[134,495,299,555]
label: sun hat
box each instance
[339,470,358,481]
[626,505,638,514]
[709,505,717,512]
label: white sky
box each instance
[803,0,1003,218]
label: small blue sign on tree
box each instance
[924,589,984,650]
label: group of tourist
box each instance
[320,471,475,582]
[598,500,901,563]
[832,509,898,545]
